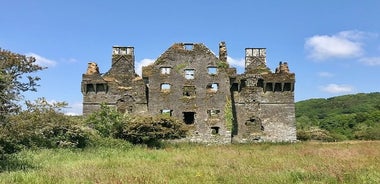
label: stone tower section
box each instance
[219,41,227,62]
[245,48,269,74]
[108,46,136,84]
[81,45,147,116]
[231,48,296,143]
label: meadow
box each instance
[1,141,380,184]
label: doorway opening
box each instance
[183,112,195,124]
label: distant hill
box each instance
[295,92,380,141]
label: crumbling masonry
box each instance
[81,42,296,143]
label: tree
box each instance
[0,49,44,122]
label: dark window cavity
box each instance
[183,86,196,97]
[183,112,195,124]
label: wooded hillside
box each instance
[296,92,380,141]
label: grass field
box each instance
[1,141,380,184]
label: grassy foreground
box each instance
[1,141,380,184]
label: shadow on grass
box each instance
[0,154,35,173]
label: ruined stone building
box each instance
[81,42,296,143]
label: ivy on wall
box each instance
[224,96,234,132]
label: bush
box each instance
[85,104,125,138]
[1,98,93,155]
[84,105,189,147]
[297,127,336,142]
[119,115,188,147]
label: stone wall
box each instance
[142,43,234,144]
[82,42,297,143]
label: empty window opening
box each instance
[161,109,172,116]
[274,83,282,92]
[183,86,196,96]
[184,69,195,79]
[245,48,266,57]
[257,79,264,88]
[161,67,171,75]
[184,43,194,50]
[207,83,219,92]
[240,79,247,89]
[231,83,239,92]
[143,77,149,85]
[283,83,292,91]
[96,84,106,93]
[126,47,134,55]
[112,47,127,55]
[208,67,217,75]
[86,84,95,93]
[211,126,220,135]
[265,83,273,92]
[183,112,195,124]
[207,109,220,117]
[161,83,171,91]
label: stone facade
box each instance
[81,42,296,143]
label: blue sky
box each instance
[1,0,380,115]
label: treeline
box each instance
[296,92,380,141]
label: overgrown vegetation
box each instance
[224,96,233,131]
[173,63,187,72]
[296,92,380,141]
[86,104,188,147]
[85,103,125,138]
[119,115,188,147]
[216,61,229,68]
[1,98,92,155]
[1,49,380,182]
[1,141,379,183]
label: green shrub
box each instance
[85,103,125,138]
[119,115,188,147]
[1,98,93,154]
[297,127,336,142]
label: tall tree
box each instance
[0,49,44,122]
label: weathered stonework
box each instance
[81,42,297,143]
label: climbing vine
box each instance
[224,96,234,131]
[174,63,187,72]
[217,61,229,69]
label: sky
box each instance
[1,0,380,115]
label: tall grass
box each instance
[1,141,379,183]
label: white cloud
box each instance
[64,102,83,116]
[227,56,245,68]
[305,30,366,60]
[320,84,354,93]
[135,58,155,76]
[317,72,334,77]
[359,57,380,66]
[25,52,57,67]
[61,58,78,63]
